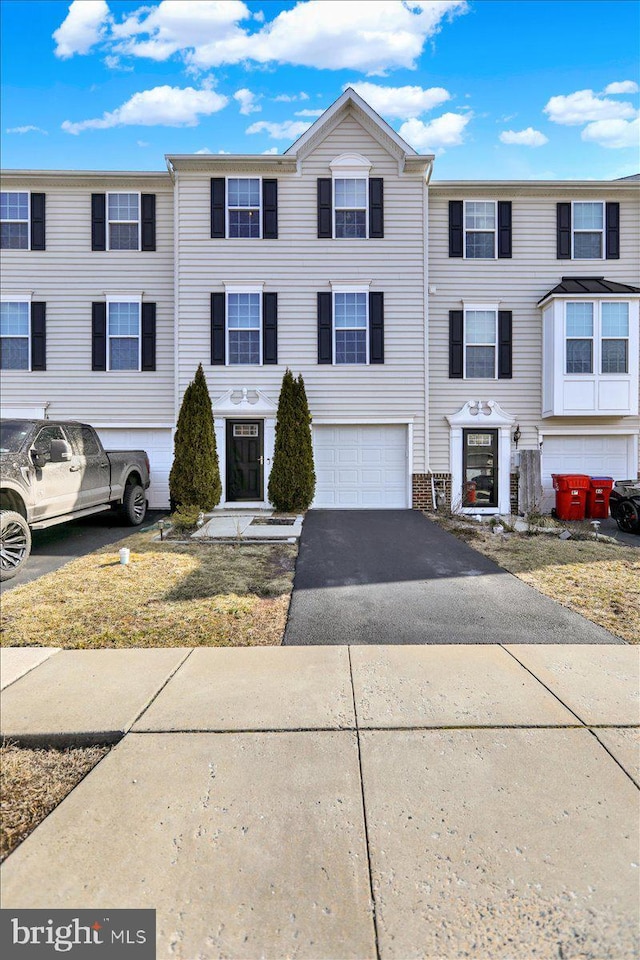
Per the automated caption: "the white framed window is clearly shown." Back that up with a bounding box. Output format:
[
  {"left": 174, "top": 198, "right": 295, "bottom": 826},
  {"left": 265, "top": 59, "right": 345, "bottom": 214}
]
[
  {"left": 464, "top": 309, "right": 498, "bottom": 378},
  {"left": 334, "top": 178, "right": 368, "bottom": 239},
  {"left": 227, "top": 178, "right": 261, "bottom": 238},
  {"left": 0, "top": 299, "right": 30, "bottom": 370},
  {"left": 107, "top": 193, "right": 140, "bottom": 251},
  {"left": 333, "top": 291, "right": 368, "bottom": 364},
  {"left": 107, "top": 301, "right": 141, "bottom": 371},
  {"left": 0, "top": 191, "right": 29, "bottom": 250},
  {"left": 464, "top": 201, "right": 496, "bottom": 259},
  {"left": 227, "top": 291, "right": 262, "bottom": 365},
  {"left": 572, "top": 202, "right": 604, "bottom": 259},
  {"left": 565, "top": 300, "right": 630, "bottom": 375}
]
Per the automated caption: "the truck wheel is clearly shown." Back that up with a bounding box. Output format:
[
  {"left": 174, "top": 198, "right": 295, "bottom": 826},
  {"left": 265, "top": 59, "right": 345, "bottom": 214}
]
[
  {"left": 122, "top": 484, "right": 147, "bottom": 526},
  {"left": 0, "top": 510, "right": 32, "bottom": 581},
  {"left": 616, "top": 499, "right": 640, "bottom": 534}
]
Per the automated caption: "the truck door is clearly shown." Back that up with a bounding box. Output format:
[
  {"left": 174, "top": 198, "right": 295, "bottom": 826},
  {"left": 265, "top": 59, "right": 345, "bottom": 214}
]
[
  {"left": 67, "top": 424, "right": 111, "bottom": 509},
  {"left": 29, "top": 425, "right": 83, "bottom": 521}
]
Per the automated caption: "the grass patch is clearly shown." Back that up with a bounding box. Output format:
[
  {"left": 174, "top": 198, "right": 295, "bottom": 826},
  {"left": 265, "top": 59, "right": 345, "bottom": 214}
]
[
  {"left": 1, "top": 742, "right": 109, "bottom": 861},
  {"left": 434, "top": 517, "right": 640, "bottom": 644},
  {"left": 0, "top": 532, "right": 297, "bottom": 648}
]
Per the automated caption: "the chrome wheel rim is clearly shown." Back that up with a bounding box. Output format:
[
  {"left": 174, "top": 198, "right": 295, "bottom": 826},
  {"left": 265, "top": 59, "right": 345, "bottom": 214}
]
[
  {"left": 132, "top": 489, "right": 146, "bottom": 522},
  {"left": 0, "top": 520, "right": 29, "bottom": 573}
]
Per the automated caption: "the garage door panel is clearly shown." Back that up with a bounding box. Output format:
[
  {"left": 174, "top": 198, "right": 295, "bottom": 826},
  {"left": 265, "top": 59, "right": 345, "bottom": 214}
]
[
  {"left": 313, "top": 424, "right": 408, "bottom": 509},
  {"left": 541, "top": 435, "right": 632, "bottom": 512},
  {"left": 96, "top": 428, "right": 172, "bottom": 510}
]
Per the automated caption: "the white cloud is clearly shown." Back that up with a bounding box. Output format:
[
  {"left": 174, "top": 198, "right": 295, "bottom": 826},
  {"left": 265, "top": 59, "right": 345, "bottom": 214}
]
[
  {"left": 344, "top": 82, "right": 451, "bottom": 119},
  {"left": 294, "top": 108, "right": 324, "bottom": 117},
  {"left": 581, "top": 117, "right": 640, "bottom": 149},
  {"left": 499, "top": 127, "right": 548, "bottom": 147},
  {"left": 103, "top": 53, "right": 133, "bottom": 71},
  {"left": 544, "top": 89, "right": 637, "bottom": 125},
  {"left": 604, "top": 80, "right": 639, "bottom": 95},
  {"left": 262, "top": 147, "right": 278, "bottom": 154},
  {"left": 6, "top": 125, "right": 48, "bottom": 135},
  {"left": 246, "top": 119, "right": 312, "bottom": 140},
  {"left": 53, "top": 0, "right": 110, "bottom": 58},
  {"left": 234, "top": 88, "right": 261, "bottom": 115},
  {"left": 136, "top": 139, "right": 149, "bottom": 147},
  {"left": 274, "top": 92, "right": 309, "bottom": 102},
  {"left": 62, "top": 84, "right": 228, "bottom": 134},
  {"left": 195, "top": 147, "right": 213, "bottom": 154},
  {"left": 398, "top": 112, "right": 470, "bottom": 152},
  {"left": 107, "top": 0, "right": 467, "bottom": 74}
]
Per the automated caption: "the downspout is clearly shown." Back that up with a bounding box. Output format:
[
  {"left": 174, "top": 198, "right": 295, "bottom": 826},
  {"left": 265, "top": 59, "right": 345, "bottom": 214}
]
[
  {"left": 167, "top": 158, "right": 180, "bottom": 455},
  {"left": 423, "top": 158, "right": 435, "bottom": 508}
]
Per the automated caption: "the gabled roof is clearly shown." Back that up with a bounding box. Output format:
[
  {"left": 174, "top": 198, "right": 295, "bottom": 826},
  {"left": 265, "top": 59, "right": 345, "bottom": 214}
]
[
  {"left": 538, "top": 276, "right": 640, "bottom": 305},
  {"left": 283, "top": 88, "right": 429, "bottom": 165}
]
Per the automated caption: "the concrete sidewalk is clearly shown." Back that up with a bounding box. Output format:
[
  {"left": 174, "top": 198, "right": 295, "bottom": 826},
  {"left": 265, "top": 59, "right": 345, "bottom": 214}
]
[{"left": 1, "top": 643, "right": 639, "bottom": 960}]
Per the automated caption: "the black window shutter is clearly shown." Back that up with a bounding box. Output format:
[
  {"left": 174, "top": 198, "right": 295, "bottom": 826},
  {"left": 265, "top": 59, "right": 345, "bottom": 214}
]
[
  {"left": 369, "top": 292, "right": 384, "bottom": 363},
  {"left": 557, "top": 203, "right": 571, "bottom": 259},
  {"left": 449, "top": 310, "right": 464, "bottom": 378},
  {"left": 497, "top": 201, "right": 512, "bottom": 258},
  {"left": 141, "top": 194, "right": 156, "bottom": 251},
  {"left": 498, "top": 310, "right": 513, "bottom": 379},
  {"left": 317, "top": 292, "right": 333, "bottom": 363},
  {"left": 317, "top": 178, "right": 332, "bottom": 238},
  {"left": 92, "top": 302, "right": 107, "bottom": 370},
  {"left": 141, "top": 302, "right": 156, "bottom": 371},
  {"left": 211, "top": 178, "right": 226, "bottom": 239},
  {"left": 263, "top": 292, "right": 278, "bottom": 363},
  {"left": 449, "top": 201, "right": 463, "bottom": 257},
  {"left": 262, "top": 180, "right": 278, "bottom": 239},
  {"left": 91, "top": 194, "right": 106, "bottom": 251},
  {"left": 606, "top": 202, "right": 620, "bottom": 259},
  {"left": 30, "top": 302, "right": 46, "bottom": 371},
  {"left": 369, "top": 178, "right": 384, "bottom": 238},
  {"left": 211, "top": 293, "right": 225, "bottom": 365},
  {"left": 30, "top": 193, "right": 46, "bottom": 251}
]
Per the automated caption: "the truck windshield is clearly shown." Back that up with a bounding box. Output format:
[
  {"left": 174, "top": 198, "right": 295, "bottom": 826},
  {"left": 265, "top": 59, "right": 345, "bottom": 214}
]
[{"left": 0, "top": 420, "right": 34, "bottom": 453}]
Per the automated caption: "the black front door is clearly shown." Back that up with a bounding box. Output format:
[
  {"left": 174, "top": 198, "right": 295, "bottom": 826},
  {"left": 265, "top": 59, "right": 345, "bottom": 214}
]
[
  {"left": 226, "top": 420, "right": 263, "bottom": 501},
  {"left": 463, "top": 428, "right": 498, "bottom": 507}
]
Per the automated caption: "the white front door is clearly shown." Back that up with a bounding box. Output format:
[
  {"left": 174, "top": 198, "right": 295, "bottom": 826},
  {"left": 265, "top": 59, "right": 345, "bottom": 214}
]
[{"left": 312, "top": 424, "right": 408, "bottom": 508}]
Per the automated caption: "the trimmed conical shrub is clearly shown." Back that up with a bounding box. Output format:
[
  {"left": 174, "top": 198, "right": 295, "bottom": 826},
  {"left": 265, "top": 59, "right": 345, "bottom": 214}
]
[
  {"left": 169, "top": 363, "right": 221, "bottom": 510},
  {"left": 268, "top": 369, "right": 316, "bottom": 512}
]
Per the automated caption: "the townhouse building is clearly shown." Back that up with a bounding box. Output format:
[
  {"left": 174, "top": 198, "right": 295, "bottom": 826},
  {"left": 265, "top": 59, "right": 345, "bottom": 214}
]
[{"left": 1, "top": 89, "right": 638, "bottom": 515}]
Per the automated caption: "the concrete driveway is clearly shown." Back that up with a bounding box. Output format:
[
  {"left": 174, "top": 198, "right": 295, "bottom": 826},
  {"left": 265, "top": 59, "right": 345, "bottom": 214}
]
[
  {"left": 0, "top": 510, "right": 166, "bottom": 593},
  {"left": 284, "top": 510, "right": 622, "bottom": 645}
]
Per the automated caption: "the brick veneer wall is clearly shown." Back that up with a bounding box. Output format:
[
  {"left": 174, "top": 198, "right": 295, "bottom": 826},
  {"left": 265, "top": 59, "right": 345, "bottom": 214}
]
[
  {"left": 510, "top": 472, "right": 519, "bottom": 514},
  {"left": 412, "top": 473, "right": 452, "bottom": 510}
]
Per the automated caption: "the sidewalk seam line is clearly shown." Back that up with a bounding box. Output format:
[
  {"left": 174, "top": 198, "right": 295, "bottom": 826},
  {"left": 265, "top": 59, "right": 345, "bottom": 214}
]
[
  {"left": 0, "top": 648, "right": 63, "bottom": 693},
  {"left": 587, "top": 727, "right": 640, "bottom": 790},
  {"left": 127, "top": 648, "right": 195, "bottom": 732},
  {"left": 499, "top": 645, "right": 588, "bottom": 726},
  {"left": 348, "top": 645, "right": 381, "bottom": 960}
]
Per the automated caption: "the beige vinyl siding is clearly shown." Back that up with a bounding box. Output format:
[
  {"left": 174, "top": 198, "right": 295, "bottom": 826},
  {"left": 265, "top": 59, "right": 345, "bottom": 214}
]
[
  {"left": 0, "top": 175, "right": 174, "bottom": 425},
  {"left": 175, "top": 113, "right": 428, "bottom": 470},
  {"left": 428, "top": 186, "right": 640, "bottom": 473}
]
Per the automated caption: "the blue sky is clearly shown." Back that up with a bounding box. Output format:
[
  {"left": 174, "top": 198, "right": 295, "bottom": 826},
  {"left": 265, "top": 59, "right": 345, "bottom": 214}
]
[{"left": 1, "top": 0, "right": 638, "bottom": 178}]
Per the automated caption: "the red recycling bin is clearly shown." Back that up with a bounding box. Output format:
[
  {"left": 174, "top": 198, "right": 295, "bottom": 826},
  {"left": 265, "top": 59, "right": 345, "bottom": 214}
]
[
  {"left": 586, "top": 476, "right": 614, "bottom": 519},
  {"left": 551, "top": 474, "right": 590, "bottom": 521}
]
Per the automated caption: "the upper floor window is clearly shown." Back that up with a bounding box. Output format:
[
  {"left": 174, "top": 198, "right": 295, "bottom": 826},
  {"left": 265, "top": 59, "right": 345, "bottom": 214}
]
[
  {"left": 0, "top": 192, "right": 29, "bottom": 249},
  {"left": 107, "top": 193, "right": 140, "bottom": 251},
  {"left": 0, "top": 300, "right": 30, "bottom": 369},
  {"left": 572, "top": 202, "right": 604, "bottom": 259},
  {"left": 464, "top": 309, "right": 497, "bottom": 377},
  {"left": 334, "top": 292, "right": 368, "bottom": 363},
  {"left": 227, "top": 178, "right": 261, "bottom": 238},
  {"left": 465, "top": 202, "right": 496, "bottom": 259},
  {"left": 227, "top": 292, "right": 261, "bottom": 364},
  {"left": 565, "top": 301, "right": 629, "bottom": 375},
  {"left": 334, "top": 179, "right": 367, "bottom": 239},
  {"left": 107, "top": 301, "right": 140, "bottom": 370}
]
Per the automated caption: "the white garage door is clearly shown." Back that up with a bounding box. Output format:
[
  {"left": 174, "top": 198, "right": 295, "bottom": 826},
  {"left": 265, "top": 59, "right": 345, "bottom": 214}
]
[
  {"left": 313, "top": 425, "right": 408, "bottom": 508},
  {"left": 541, "top": 435, "right": 633, "bottom": 511},
  {"left": 95, "top": 428, "right": 172, "bottom": 510}
]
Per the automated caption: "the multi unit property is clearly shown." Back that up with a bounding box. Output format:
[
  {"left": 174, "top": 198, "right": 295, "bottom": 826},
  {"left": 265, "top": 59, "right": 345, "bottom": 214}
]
[{"left": 2, "top": 89, "right": 639, "bottom": 514}]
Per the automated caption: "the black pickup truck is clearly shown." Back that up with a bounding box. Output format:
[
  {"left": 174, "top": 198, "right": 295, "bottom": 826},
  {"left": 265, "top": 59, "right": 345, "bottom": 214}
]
[{"left": 0, "top": 419, "right": 151, "bottom": 580}]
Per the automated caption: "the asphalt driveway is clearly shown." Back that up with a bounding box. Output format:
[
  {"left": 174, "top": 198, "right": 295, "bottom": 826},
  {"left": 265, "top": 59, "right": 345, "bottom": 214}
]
[
  {"left": 284, "top": 510, "right": 622, "bottom": 645},
  {"left": 0, "top": 510, "right": 166, "bottom": 593}
]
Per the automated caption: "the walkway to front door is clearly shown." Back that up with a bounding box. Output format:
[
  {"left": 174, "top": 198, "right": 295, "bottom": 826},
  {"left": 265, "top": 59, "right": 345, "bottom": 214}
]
[{"left": 283, "top": 510, "right": 621, "bottom": 645}]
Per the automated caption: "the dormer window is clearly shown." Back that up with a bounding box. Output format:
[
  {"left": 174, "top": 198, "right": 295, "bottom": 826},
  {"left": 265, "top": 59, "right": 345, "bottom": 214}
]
[
  {"left": 334, "top": 178, "right": 367, "bottom": 238},
  {"left": 317, "top": 154, "right": 385, "bottom": 241}
]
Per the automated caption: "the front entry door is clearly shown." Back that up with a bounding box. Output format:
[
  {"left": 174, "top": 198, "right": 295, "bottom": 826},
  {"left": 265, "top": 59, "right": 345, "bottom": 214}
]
[
  {"left": 462, "top": 428, "right": 498, "bottom": 508},
  {"left": 226, "top": 420, "right": 263, "bottom": 501}
]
